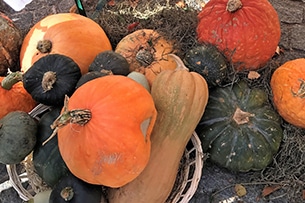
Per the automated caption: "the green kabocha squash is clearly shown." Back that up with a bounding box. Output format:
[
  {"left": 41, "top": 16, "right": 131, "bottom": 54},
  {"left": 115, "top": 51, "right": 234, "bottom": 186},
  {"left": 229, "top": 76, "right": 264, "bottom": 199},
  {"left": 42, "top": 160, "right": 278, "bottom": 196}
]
[
  {"left": 23, "top": 54, "right": 82, "bottom": 106},
  {"left": 75, "top": 71, "right": 109, "bottom": 89},
  {"left": 33, "top": 107, "right": 69, "bottom": 188},
  {"left": 183, "top": 44, "right": 228, "bottom": 87},
  {"left": 49, "top": 173, "right": 103, "bottom": 203},
  {"left": 0, "top": 111, "right": 37, "bottom": 164},
  {"left": 196, "top": 80, "right": 283, "bottom": 172},
  {"left": 88, "top": 50, "right": 130, "bottom": 76}
]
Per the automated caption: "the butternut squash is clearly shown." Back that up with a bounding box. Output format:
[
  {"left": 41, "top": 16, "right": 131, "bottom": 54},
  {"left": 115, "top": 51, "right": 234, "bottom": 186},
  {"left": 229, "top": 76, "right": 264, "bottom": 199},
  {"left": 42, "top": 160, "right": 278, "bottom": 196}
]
[{"left": 108, "top": 68, "right": 209, "bottom": 202}]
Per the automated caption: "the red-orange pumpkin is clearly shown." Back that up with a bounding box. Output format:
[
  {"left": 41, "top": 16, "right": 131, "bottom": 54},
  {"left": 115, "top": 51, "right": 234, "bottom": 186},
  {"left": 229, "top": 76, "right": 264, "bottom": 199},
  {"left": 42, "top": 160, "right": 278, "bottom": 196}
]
[
  {"left": 271, "top": 58, "right": 305, "bottom": 128},
  {"left": 55, "top": 75, "right": 157, "bottom": 187},
  {"left": 20, "top": 13, "right": 112, "bottom": 75},
  {"left": 0, "top": 76, "right": 37, "bottom": 119},
  {"left": 197, "top": 0, "right": 281, "bottom": 71}
]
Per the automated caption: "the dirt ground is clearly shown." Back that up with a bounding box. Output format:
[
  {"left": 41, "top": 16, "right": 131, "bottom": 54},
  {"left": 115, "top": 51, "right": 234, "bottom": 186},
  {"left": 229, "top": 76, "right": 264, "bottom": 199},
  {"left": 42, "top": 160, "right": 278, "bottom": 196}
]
[{"left": 0, "top": 0, "right": 305, "bottom": 203}]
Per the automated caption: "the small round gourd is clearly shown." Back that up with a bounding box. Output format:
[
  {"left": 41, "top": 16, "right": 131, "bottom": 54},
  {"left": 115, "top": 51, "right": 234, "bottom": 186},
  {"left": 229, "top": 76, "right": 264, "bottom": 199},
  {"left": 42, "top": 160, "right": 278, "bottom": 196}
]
[
  {"left": 183, "top": 44, "right": 228, "bottom": 87},
  {"left": 271, "top": 58, "right": 305, "bottom": 128},
  {"left": 88, "top": 50, "right": 130, "bottom": 75},
  {"left": 196, "top": 80, "right": 283, "bottom": 172},
  {"left": 23, "top": 54, "right": 82, "bottom": 106},
  {"left": 0, "top": 111, "right": 37, "bottom": 164},
  {"left": 33, "top": 107, "right": 69, "bottom": 187}
]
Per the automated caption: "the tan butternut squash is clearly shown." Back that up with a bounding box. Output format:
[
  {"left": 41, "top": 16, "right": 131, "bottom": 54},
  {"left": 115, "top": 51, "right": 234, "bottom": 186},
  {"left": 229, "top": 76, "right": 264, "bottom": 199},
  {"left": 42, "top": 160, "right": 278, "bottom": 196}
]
[{"left": 108, "top": 68, "right": 209, "bottom": 203}]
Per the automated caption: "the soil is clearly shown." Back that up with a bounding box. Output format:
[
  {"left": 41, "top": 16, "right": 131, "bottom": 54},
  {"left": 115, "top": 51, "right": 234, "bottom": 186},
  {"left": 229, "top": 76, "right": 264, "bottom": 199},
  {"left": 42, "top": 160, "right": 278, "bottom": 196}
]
[{"left": 0, "top": 0, "right": 305, "bottom": 203}]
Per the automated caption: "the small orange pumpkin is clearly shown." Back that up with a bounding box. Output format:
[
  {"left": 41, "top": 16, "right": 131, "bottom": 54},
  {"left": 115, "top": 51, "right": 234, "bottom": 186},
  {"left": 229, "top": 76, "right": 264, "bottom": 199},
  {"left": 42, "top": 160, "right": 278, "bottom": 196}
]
[
  {"left": 20, "top": 13, "right": 112, "bottom": 75},
  {"left": 115, "top": 29, "right": 177, "bottom": 86},
  {"left": 54, "top": 75, "right": 157, "bottom": 187},
  {"left": 271, "top": 58, "right": 305, "bottom": 128},
  {"left": 0, "top": 76, "right": 37, "bottom": 119}
]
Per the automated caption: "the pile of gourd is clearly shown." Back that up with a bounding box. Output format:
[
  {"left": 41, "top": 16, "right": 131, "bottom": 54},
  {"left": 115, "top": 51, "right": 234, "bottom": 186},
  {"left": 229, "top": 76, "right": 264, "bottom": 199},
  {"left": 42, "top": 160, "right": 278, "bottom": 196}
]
[{"left": 0, "top": 0, "right": 305, "bottom": 202}]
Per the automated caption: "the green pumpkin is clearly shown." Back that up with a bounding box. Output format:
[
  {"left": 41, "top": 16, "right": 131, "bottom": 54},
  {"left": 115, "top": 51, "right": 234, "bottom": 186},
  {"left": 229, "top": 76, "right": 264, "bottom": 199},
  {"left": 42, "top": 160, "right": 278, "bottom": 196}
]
[
  {"left": 196, "top": 80, "right": 283, "bottom": 172},
  {"left": 0, "top": 111, "right": 37, "bottom": 164},
  {"left": 88, "top": 50, "right": 130, "bottom": 76},
  {"left": 49, "top": 173, "right": 103, "bottom": 203},
  {"left": 183, "top": 44, "right": 228, "bottom": 87},
  {"left": 33, "top": 107, "right": 69, "bottom": 187},
  {"left": 23, "top": 54, "right": 82, "bottom": 106}
]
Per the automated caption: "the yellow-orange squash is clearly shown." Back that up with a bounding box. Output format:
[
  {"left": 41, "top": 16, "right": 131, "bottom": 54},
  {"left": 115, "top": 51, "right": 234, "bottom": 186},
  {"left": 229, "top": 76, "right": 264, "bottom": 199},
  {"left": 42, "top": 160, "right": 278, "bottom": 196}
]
[
  {"left": 115, "top": 29, "right": 177, "bottom": 86},
  {"left": 54, "top": 75, "right": 157, "bottom": 187},
  {"left": 271, "top": 58, "right": 305, "bottom": 128},
  {"left": 20, "top": 13, "right": 112, "bottom": 75},
  {"left": 0, "top": 76, "right": 37, "bottom": 119}
]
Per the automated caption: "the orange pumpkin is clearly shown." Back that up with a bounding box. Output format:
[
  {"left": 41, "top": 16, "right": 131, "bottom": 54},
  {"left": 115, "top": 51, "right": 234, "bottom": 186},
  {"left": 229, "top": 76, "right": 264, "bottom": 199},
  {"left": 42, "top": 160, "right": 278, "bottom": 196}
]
[
  {"left": 197, "top": 0, "right": 281, "bottom": 71},
  {"left": 115, "top": 29, "right": 177, "bottom": 86},
  {"left": 20, "top": 13, "right": 112, "bottom": 75},
  {"left": 271, "top": 58, "right": 305, "bottom": 128},
  {"left": 0, "top": 76, "right": 37, "bottom": 119},
  {"left": 55, "top": 75, "right": 157, "bottom": 187}
]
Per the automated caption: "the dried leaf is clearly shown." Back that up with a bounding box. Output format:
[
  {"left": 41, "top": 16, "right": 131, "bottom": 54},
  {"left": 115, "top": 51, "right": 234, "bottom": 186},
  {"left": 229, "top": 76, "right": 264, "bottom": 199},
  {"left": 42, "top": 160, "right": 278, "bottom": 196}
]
[
  {"left": 235, "top": 184, "right": 247, "bottom": 197},
  {"left": 262, "top": 185, "right": 281, "bottom": 197},
  {"left": 247, "top": 71, "right": 260, "bottom": 79}
]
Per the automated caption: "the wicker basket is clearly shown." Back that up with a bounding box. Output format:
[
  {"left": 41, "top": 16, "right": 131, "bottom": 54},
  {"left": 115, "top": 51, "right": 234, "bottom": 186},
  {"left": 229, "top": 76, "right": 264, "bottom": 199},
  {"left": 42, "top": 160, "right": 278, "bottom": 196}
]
[{"left": 5, "top": 104, "right": 204, "bottom": 203}]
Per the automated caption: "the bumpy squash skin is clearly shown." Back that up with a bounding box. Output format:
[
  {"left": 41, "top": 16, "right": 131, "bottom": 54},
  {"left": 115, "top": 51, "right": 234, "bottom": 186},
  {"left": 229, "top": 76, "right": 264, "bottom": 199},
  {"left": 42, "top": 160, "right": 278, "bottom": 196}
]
[
  {"left": 183, "top": 44, "right": 228, "bottom": 87},
  {"left": 0, "top": 111, "right": 37, "bottom": 164},
  {"left": 108, "top": 69, "right": 209, "bottom": 203},
  {"left": 33, "top": 107, "right": 69, "bottom": 188},
  {"left": 196, "top": 81, "right": 283, "bottom": 172}
]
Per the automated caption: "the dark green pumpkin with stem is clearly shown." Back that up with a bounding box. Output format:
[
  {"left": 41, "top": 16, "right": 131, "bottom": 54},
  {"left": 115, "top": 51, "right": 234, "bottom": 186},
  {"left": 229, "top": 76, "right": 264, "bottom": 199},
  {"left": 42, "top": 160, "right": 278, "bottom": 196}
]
[
  {"left": 196, "top": 80, "right": 283, "bottom": 172},
  {"left": 23, "top": 54, "right": 82, "bottom": 106}
]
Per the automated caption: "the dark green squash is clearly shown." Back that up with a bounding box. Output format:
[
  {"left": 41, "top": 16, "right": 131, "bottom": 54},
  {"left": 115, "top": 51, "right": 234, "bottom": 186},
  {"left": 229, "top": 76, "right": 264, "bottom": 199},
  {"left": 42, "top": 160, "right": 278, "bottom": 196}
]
[
  {"left": 88, "top": 50, "right": 130, "bottom": 75},
  {"left": 196, "top": 80, "right": 283, "bottom": 172},
  {"left": 0, "top": 111, "right": 37, "bottom": 164},
  {"left": 75, "top": 71, "right": 109, "bottom": 89},
  {"left": 23, "top": 54, "right": 82, "bottom": 106},
  {"left": 183, "top": 44, "right": 228, "bottom": 87},
  {"left": 49, "top": 173, "right": 103, "bottom": 203},
  {"left": 33, "top": 107, "right": 69, "bottom": 188}
]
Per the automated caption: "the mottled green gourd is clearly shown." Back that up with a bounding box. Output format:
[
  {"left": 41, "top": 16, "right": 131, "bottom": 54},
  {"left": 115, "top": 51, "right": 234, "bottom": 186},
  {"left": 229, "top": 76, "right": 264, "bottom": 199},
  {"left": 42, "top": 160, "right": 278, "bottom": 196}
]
[
  {"left": 0, "top": 111, "right": 37, "bottom": 164},
  {"left": 183, "top": 44, "right": 228, "bottom": 87},
  {"left": 196, "top": 80, "right": 283, "bottom": 172}
]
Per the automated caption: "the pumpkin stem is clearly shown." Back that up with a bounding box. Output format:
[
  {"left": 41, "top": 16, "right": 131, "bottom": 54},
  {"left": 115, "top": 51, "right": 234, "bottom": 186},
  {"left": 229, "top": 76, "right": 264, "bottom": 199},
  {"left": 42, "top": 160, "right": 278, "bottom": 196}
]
[
  {"left": 60, "top": 186, "right": 74, "bottom": 201},
  {"left": 1, "top": 71, "right": 23, "bottom": 90},
  {"left": 36, "top": 39, "right": 52, "bottom": 53},
  {"left": 43, "top": 96, "right": 91, "bottom": 146},
  {"left": 136, "top": 48, "right": 154, "bottom": 67},
  {"left": 169, "top": 54, "right": 189, "bottom": 71},
  {"left": 233, "top": 107, "right": 254, "bottom": 125},
  {"left": 291, "top": 79, "right": 305, "bottom": 98},
  {"left": 226, "top": 0, "right": 242, "bottom": 13},
  {"left": 42, "top": 71, "right": 57, "bottom": 92}
]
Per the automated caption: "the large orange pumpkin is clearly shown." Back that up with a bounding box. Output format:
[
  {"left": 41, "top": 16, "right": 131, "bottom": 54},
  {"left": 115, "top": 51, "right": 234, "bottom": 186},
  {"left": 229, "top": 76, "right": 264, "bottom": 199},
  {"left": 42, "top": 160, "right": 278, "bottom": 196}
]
[
  {"left": 55, "top": 75, "right": 157, "bottom": 187},
  {"left": 115, "top": 29, "right": 177, "bottom": 86},
  {"left": 271, "top": 58, "right": 305, "bottom": 128},
  {"left": 20, "top": 13, "right": 112, "bottom": 75},
  {"left": 0, "top": 76, "right": 37, "bottom": 119},
  {"left": 197, "top": 0, "right": 281, "bottom": 71}
]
